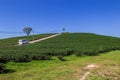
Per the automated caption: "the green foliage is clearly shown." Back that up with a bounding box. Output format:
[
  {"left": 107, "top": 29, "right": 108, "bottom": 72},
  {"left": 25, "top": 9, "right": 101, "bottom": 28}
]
[
  {"left": 14, "top": 55, "right": 32, "bottom": 62},
  {"left": 32, "top": 55, "right": 51, "bottom": 60},
  {"left": 0, "top": 55, "right": 13, "bottom": 63}
]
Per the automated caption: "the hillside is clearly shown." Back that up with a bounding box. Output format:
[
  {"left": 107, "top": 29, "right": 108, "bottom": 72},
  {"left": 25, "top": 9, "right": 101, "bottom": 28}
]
[
  {"left": 0, "top": 33, "right": 120, "bottom": 57},
  {"left": 0, "top": 33, "right": 120, "bottom": 80},
  {"left": 0, "top": 33, "right": 54, "bottom": 47}
]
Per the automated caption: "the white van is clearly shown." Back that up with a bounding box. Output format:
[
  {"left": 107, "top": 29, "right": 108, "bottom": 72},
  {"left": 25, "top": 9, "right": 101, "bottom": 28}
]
[{"left": 18, "top": 39, "right": 29, "bottom": 45}]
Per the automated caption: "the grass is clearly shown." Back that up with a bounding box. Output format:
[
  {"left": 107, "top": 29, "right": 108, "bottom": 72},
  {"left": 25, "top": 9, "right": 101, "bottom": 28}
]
[{"left": 0, "top": 50, "right": 120, "bottom": 80}]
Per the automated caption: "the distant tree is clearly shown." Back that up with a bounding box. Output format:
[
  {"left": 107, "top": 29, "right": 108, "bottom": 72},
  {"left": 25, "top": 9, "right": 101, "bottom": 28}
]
[
  {"left": 63, "top": 28, "right": 65, "bottom": 32},
  {"left": 23, "top": 27, "right": 32, "bottom": 36}
]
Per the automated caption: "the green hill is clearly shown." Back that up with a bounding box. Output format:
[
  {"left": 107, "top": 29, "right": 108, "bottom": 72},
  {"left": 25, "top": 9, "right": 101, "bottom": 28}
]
[
  {"left": 0, "top": 33, "right": 120, "bottom": 58},
  {"left": 0, "top": 33, "right": 120, "bottom": 80}
]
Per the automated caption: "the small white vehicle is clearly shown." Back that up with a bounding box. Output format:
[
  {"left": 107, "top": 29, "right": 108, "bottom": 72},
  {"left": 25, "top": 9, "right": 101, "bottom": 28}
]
[{"left": 18, "top": 39, "right": 29, "bottom": 45}]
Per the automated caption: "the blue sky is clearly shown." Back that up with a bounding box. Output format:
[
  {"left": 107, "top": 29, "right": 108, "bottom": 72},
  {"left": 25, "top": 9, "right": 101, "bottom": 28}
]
[{"left": 0, "top": 0, "right": 120, "bottom": 38}]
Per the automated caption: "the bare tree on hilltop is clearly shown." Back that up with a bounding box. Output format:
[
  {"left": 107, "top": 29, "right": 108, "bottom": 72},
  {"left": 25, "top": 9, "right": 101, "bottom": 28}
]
[{"left": 23, "top": 27, "right": 32, "bottom": 36}]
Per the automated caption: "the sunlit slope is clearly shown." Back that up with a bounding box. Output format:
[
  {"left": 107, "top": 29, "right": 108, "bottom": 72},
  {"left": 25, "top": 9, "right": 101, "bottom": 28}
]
[
  {"left": 0, "top": 34, "right": 54, "bottom": 47},
  {"left": 36, "top": 33, "right": 120, "bottom": 52},
  {"left": 0, "top": 33, "right": 120, "bottom": 57}
]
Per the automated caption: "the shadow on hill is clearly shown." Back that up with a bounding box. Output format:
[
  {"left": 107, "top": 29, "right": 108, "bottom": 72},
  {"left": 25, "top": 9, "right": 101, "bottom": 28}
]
[
  {"left": 0, "top": 69, "right": 16, "bottom": 74},
  {"left": 57, "top": 56, "right": 68, "bottom": 61}
]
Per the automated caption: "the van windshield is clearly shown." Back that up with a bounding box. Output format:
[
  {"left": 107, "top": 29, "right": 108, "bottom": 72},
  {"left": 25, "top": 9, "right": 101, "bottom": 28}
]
[{"left": 19, "top": 40, "right": 27, "bottom": 42}]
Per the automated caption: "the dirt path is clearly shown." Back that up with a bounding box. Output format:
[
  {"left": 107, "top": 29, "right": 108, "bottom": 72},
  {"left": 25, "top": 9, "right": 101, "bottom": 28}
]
[
  {"left": 29, "top": 33, "right": 61, "bottom": 44},
  {"left": 80, "top": 64, "right": 99, "bottom": 80},
  {"left": 11, "top": 34, "right": 61, "bottom": 46},
  {"left": 80, "top": 72, "right": 91, "bottom": 80}
]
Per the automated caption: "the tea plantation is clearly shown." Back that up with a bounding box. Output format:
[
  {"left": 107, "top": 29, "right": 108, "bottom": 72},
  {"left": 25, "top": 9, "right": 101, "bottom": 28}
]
[
  {"left": 0, "top": 33, "right": 120, "bottom": 75},
  {"left": 0, "top": 33, "right": 54, "bottom": 47}
]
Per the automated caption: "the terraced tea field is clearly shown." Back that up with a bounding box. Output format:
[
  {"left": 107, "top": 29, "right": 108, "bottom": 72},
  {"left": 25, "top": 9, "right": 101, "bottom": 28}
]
[
  {"left": 0, "top": 33, "right": 120, "bottom": 80},
  {"left": 0, "top": 33, "right": 120, "bottom": 57}
]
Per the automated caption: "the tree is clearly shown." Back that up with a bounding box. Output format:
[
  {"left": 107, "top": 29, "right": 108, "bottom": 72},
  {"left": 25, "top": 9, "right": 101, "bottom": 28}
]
[
  {"left": 63, "top": 28, "right": 65, "bottom": 32},
  {"left": 23, "top": 27, "right": 32, "bottom": 36}
]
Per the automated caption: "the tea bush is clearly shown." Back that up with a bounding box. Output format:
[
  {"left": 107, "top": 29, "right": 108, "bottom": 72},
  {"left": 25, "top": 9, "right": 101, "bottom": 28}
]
[
  {"left": 32, "top": 55, "right": 51, "bottom": 60},
  {"left": 0, "top": 63, "right": 6, "bottom": 73},
  {"left": 14, "top": 55, "right": 32, "bottom": 62}
]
